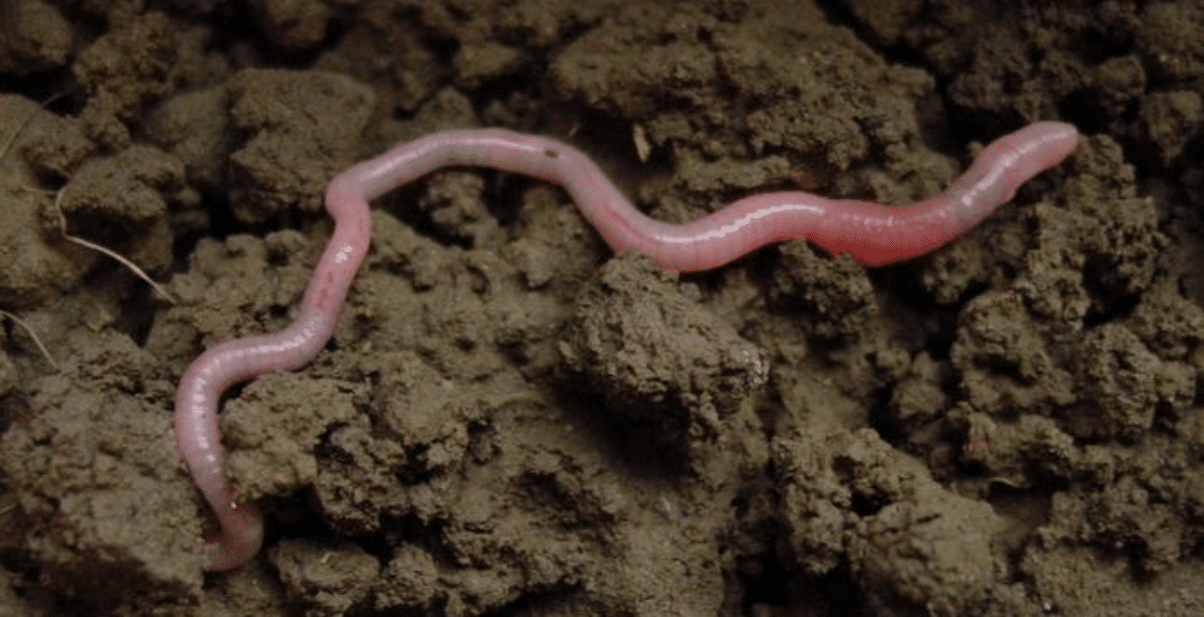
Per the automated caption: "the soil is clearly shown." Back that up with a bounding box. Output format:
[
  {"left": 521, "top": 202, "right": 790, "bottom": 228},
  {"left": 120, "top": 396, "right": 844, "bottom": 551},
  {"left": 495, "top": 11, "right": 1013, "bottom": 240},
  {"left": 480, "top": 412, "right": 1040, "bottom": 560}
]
[{"left": 1, "top": 0, "right": 1203, "bottom": 616}]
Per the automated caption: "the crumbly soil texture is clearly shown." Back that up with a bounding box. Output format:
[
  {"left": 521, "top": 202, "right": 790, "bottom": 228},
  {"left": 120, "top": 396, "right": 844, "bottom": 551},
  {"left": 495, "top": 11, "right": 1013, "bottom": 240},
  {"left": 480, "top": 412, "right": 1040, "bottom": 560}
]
[{"left": 2, "top": 0, "right": 1204, "bottom": 616}]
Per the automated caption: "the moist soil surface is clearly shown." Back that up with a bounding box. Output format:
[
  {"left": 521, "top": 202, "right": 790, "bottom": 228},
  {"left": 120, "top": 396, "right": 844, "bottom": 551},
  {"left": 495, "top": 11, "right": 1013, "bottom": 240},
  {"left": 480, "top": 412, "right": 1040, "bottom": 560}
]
[{"left": 2, "top": 1, "right": 1204, "bottom": 616}]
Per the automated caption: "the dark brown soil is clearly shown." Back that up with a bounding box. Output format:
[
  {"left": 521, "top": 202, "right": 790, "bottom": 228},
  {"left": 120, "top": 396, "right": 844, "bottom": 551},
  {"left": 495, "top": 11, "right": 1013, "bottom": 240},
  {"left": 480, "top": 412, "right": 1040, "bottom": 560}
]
[{"left": 2, "top": 1, "right": 1204, "bottom": 616}]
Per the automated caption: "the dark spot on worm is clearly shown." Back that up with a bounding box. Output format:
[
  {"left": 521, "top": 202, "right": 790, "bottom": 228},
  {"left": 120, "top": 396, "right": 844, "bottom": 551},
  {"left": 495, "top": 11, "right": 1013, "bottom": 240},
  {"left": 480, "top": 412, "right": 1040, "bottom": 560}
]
[{"left": 544, "top": 148, "right": 559, "bottom": 158}]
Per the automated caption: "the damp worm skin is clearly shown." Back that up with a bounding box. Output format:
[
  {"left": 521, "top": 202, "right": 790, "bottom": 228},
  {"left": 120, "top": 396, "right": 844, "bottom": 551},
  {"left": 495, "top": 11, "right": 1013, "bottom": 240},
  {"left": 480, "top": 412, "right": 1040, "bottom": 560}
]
[{"left": 174, "top": 120, "right": 1078, "bottom": 570}]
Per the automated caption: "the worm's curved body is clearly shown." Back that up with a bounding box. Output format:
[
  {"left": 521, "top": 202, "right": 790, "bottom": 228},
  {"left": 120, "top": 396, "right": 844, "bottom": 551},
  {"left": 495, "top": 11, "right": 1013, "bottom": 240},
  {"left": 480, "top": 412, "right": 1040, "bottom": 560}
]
[{"left": 175, "top": 121, "right": 1078, "bottom": 570}]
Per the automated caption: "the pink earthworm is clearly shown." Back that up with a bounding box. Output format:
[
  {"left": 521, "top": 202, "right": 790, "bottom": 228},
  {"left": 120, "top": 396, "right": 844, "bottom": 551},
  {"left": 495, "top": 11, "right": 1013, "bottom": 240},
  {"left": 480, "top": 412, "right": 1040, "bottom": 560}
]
[{"left": 174, "top": 120, "right": 1078, "bottom": 570}]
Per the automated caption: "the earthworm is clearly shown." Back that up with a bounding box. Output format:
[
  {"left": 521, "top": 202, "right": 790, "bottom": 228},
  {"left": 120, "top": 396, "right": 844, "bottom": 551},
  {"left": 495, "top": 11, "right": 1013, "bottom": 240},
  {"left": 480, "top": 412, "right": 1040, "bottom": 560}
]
[{"left": 175, "top": 120, "right": 1078, "bottom": 570}]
